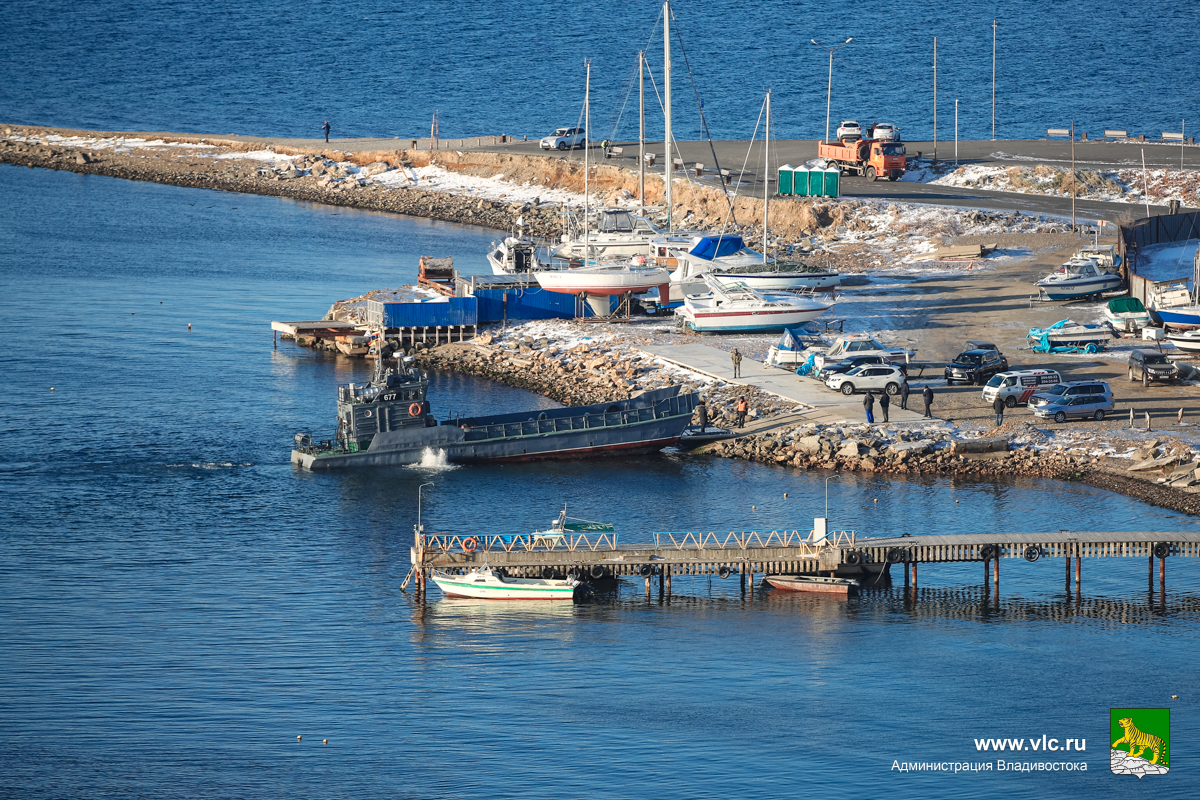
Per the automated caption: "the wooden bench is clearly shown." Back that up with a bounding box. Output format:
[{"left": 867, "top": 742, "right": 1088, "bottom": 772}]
[
  {"left": 1163, "top": 132, "right": 1185, "bottom": 143},
  {"left": 1104, "top": 129, "right": 1128, "bottom": 140},
  {"left": 1046, "top": 128, "right": 1071, "bottom": 139},
  {"left": 694, "top": 162, "right": 705, "bottom": 177},
  {"left": 606, "top": 146, "right": 624, "bottom": 159}
]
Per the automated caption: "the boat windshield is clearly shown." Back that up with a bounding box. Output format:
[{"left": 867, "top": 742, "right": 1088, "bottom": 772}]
[{"left": 599, "top": 211, "right": 635, "bottom": 232}]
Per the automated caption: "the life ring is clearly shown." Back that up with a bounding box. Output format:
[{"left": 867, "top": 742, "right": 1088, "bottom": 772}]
[
  {"left": 638, "top": 564, "right": 653, "bottom": 577},
  {"left": 409, "top": 402, "right": 422, "bottom": 417},
  {"left": 717, "top": 565, "right": 732, "bottom": 579},
  {"left": 1023, "top": 546, "right": 1041, "bottom": 562},
  {"left": 462, "top": 537, "right": 478, "bottom": 552}
]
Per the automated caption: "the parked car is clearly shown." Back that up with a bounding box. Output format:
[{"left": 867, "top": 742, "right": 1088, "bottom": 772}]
[
  {"left": 826, "top": 364, "right": 907, "bottom": 396},
  {"left": 1032, "top": 393, "right": 1115, "bottom": 423},
  {"left": 1128, "top": 349, "right": 1179, "bottom": 385},
  {"left": 814, "top": 354, "right": 891, "bottom": 380},
  {"left": 1028, "top": 380, "right": 1113, "bottom": 410},
  {"left": 982, "top": 369, "right": 1062, "bottom": 408},
  {"left": 945, "top": 348, "right": 1009, "bottom": 385},
  {"left": 965, "top": 339, "right": 1001, "bottom": 353},
  {"left": 836, "top": 120, "right": 862, "bottom": 140},
  {"left": 539, "top": 127, "right": 586, "bottom": 151},
  {"left": 871, "top": 122, "right": 899, "bottom": 141}
]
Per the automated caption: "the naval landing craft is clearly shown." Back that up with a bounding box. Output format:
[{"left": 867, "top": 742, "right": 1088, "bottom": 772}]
[{"left": 291, "top": 355, "right": 700, "bottom": 470}]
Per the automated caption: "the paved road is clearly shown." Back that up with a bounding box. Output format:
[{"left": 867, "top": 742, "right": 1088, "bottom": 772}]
[{"left": 25, "top": 123, "right": 1191, "bottom": 221}]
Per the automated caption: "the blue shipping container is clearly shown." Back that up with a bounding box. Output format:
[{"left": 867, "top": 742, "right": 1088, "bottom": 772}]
[
  {"left": 368, "top": 297, "right": 478, "bottom": 327},
  {"left": 474, "top": 287, "right": 616, "bottom": 322}
]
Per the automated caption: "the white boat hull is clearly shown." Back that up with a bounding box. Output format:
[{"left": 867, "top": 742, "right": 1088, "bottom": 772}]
[
  {"left": 1167, "top": 332, "right": 1200, "bottom": 353},
  {"left": 535, "top": 267, "right": 671, "bottom": 296},
  {"left": 677, "top": 303, "right": 832, "bottom": 332},
  {"left": 430, "top": 570, "right": 579, "bottom": 600}
]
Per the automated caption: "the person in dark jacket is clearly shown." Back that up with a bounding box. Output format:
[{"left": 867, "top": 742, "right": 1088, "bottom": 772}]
[
  {"left": 879, "top": 389, "right": 890, "bottom": 422},
  {"left": 322, "top": 120, "right": 331, "bottom": 142},
  {"left": 922, "top": 385, "right": 934, "bottom": 419},
  {"left": 696, "top": 399, "right": 709, "bottom": 432},
  {"left": 992, "top": 396, "right": 1006, "bottom": 427},
  {"left": 731, "top": 348, "right": 743, "bottom": 379},
  {"left": 899, "top": 380, "right": 910, "bottom": 410},
  {"left": 863, "top": 390, "right": 875, "bottom": 424}
]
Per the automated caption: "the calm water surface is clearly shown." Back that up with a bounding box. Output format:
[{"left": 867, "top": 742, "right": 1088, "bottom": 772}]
[
  {"left": 0, "top": 1, "right": 1196, "bottom": 142},
  {"left": 1, "top": 165, "right": 1198, "bottom": 797}
]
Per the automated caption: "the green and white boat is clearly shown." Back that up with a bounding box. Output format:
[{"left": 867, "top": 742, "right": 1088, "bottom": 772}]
[{"left": 430, "top": 566, "right": 580, "bottom": 600}]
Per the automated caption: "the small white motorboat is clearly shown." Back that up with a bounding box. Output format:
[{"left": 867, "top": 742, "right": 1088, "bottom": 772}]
[
  {"left": 765, "top": 326, "right": 816, "bottom": 367},
  {"left": 1166, "top": 329, "right": 1200, "bottom": 353},
  {"left": 1035, "top": 256, "right": 1123, "bottom": 301},
  {"left": 534, "top": 259, "right": 671, "bottom": 296},
  {"left": 430, "top": 566, "right": 580, "bottom": 600},
  {"left": 1027, "top": 319, "right": 1112, "bottom": 352},
  {"left": 676, "top": 275, "right": 833, "bottom": 333},
  {"left": 811, "top": 333, "right": 916, "bottom": 372},
  {"left": 1149, "top": 281, "right": 1200, "bottom": 330},
  {"left": 1103, "top": 297, "right": 1151, "bottom": 333}
]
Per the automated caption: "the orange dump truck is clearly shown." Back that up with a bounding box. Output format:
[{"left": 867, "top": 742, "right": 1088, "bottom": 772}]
[{"left": 817, "top": 139, "right": 907, "bottom": 181}]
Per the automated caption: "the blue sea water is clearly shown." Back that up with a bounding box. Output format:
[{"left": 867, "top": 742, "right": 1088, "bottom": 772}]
[
  {"left": 1, "top": 164, "right": 1199, "bottom": 798},
  {"left": 0, "top": 0, "right": 1196, "bottom": 143}
]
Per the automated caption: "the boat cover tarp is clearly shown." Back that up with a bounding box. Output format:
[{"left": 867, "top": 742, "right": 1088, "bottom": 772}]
[
  {"left": 1107, "top": 296, "right": 1146, "bottom": 314},
  {"left": 563, "top": 522, "right": 615, "bottom": 533},
  {"left": 689, "top": 236, "right": 744, "bottom": 261},
  {"left": 776, "top": 327, "right": 808, "bottom": 352},
  {"left": 1027, "top": 319, "right": 1103, "bottom": 354}
]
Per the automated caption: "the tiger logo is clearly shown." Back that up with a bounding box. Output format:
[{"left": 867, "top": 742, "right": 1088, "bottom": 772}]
[{"left": 1112, "top": 717, "right": 1169, "bottom": 766}]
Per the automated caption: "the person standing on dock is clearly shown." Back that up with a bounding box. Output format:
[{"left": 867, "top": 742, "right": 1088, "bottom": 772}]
[
  {"left": 922, "top": 385, "right": 934, "bottom": 419},
  {"left": 731, "top": 348, "right": 743, "bottom": 379},
  {"left": 735, "top": 397, "right": 748, "bottom": 428},
  {"left": 992, "top": 396, "right": 1006, "bottom": 427},
  {"left": 863, "top": 390, "right": 875, "bottom": 424},
  {"left": 696, "top": 399, "right": 709, "bottom": 433},
  {"left": 899, "top": 380, "right": 910, "bottom": 410},
  {"left": 879, "top": 389, "right": 890, "bottom": 423},
  {"left": 322, "top": 120, "right": 331, "bottom": 142}
]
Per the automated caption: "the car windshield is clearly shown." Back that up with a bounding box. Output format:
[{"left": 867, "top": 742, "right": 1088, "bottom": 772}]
[
  {"left": 1042, "top": 384, "right": 1069, "bottom": 396},
  {"left": 986, "top": 375, "right": 1004, "bottom": 387},
  {"left": 552, "top": 128, "right": 569, "bottom": 136},
  {"left": 845, "top": 366, "right": 867, "bottom": 376},
  {"left": 1143, "top": 354, "right": 1170, "bottom": 364},
  {"left": 881, "top": 144, "right": 905, "bottom": 155},
  {"left": 956, "top": 353, "right": 983, "bottom": 364}
]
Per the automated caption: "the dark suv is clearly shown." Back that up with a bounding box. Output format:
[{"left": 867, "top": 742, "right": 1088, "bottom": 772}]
[
  {"left": 1128, "top": 349, "right": 1178, "bottom": 386},
  {"left": 945, "top": 348, "right": 1009, "bottom": 385}
]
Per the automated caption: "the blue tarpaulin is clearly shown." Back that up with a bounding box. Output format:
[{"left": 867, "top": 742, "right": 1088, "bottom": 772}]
[{"left": 688, "top": 236, "right": 747, "bottom": 261}]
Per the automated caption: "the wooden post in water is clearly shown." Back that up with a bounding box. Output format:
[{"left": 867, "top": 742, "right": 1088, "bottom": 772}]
[
  {"left": 1160, "top": 557, "right": 1166, "bottom": 592},
  {"left": 665, "top": 565, "right": 672, "bottom": 598},
  {"left": 739, "top": 568, "right": 746, "bottom": 594},
  {"left": 1068, "top": 556, "right": 1074, "bottom": 592},
  {"left": 658, "top": 566, "right": 664, "bottom": 598},
  {"left": 993, "top": 554, "right": 1000, "bottom": 584},
  {"left": 911, "top": 561, "right": 917, "bottom": 587},
  {"left": 1149, "top": 555, "right": 1154, "bottom": 592},
  {"left": 983, "top": 558, "right": 989, "bottom": 586},
  {"left": 1075, "top": 554, "right": 1081, "bottom": 591},
  {"left": 645, "top": 573, "right": 652, "bottom": 598},
  {"left": 904, "top": 559, "right": 910, "bottom": 587}
]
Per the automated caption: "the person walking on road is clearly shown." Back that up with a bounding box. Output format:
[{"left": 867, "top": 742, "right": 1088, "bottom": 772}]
[
  {"left": 992, "top": 396, "right": 1006, "bottom": 427},
  {"left": 879, "top": 389, "right": 890, "bottom": 423},
  {"left": 922, "top": 385, "right": 934, "bottom": 419},
  {"left": 731, "top": 348, "right": 743, "bottom": 379},
  {"left": 322, "top": 120, "right": 331, "bottom": 142},
  {"left": 899, "top": 380, "right": 910, "bottom": 410},
  {"left": 696, "top": 399, "right": 709, "bottom": 433},
  {"left": 863, "top": 390, "right": 875, "bottom": 424},
  {"left": 735, "top": 397, "right": 748, "bottom": 428}
]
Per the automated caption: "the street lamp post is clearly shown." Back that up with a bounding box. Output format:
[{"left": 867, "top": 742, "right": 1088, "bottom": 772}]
[
  {"left": 825, "top": 474, "right": 840, "bottom": 520},
  {"left": 811, "top": 37, "right": 853, "bottom": 143},
  {"left": 416, "top": 482, "right": 435, "bottom": 538}
]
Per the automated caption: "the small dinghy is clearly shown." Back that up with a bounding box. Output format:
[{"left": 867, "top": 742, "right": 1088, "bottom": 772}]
[{"left": 765, "top": 574, "right": 860, "bottom": 596}]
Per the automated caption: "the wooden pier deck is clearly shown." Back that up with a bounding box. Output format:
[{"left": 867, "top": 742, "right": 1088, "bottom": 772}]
[{"left": 410, "top": 529, "right": 1200, "bottom": 597}]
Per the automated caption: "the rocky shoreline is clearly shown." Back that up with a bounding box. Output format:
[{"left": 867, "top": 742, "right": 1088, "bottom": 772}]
[{"left": 404, "top": 334, "right": 1200, "bottom": 519}]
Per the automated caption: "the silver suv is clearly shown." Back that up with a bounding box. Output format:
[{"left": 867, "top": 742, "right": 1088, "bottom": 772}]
[
  {"left": 1028, "top": 380, "right": 1113, "bottom": 409},
  {"left": 1128, "top": 349, "right": 1178, "bottom": 386}
]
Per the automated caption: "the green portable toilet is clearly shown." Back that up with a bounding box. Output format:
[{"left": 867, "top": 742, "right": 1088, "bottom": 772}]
[
  {"left": 822, "top": 166, "right": 840, "bottom": 198},
  {"left": 807, "top": 166, "right": 825, "bottom": 197},
  {"left": 777, "top": 164, "right": 794, "bottom": 196},
  {"left": 792, "top": 165, "right": 809, "bottom": 197}
]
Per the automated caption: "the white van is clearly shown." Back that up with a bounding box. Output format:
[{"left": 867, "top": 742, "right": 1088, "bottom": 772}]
[{"left": 982, "top": 369, "right": 1062, "bottom": 408}]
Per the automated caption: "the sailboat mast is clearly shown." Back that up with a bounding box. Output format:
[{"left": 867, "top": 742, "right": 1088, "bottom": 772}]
[
  {"left": 764, "top": 89, "right": 770, "bottom": 264},
  {"left": 663, "top": 0, "right": 672, "bottom": 233},
  {"left": 639, "top": 51, "right": 645, "bottom": 218},
  {"left": 584, "top": 60, "right": 590, "bottom": 264}
]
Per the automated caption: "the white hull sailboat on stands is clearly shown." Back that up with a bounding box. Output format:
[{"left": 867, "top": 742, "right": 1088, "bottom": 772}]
[
  {"left": 535, "top": 259, "right": 670, "bottom": 295},
  {"left": 676, "top": 274, "right": 833, "bottom": 333}
]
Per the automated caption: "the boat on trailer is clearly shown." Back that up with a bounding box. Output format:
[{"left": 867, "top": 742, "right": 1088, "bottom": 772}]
[
  {"left": 1103, "top": 296, "right": 1151, "bottom": 333},
  {"left": 676, "top": 274, "right": 833, "bottom": 333},
  {"left": 430, "top": 566, "right": 581, "bottom": 600},
  {"left": 1035, "top": 256, "right": 1123, "bottom": 301},
  {"left": 765, "top": 575, "right": 860, "bottom": 596}
]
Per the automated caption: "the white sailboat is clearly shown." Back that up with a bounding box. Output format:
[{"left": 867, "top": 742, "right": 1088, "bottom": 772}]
[{"left": 535, "top": 260, "right": 671, "bottom": 295}]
